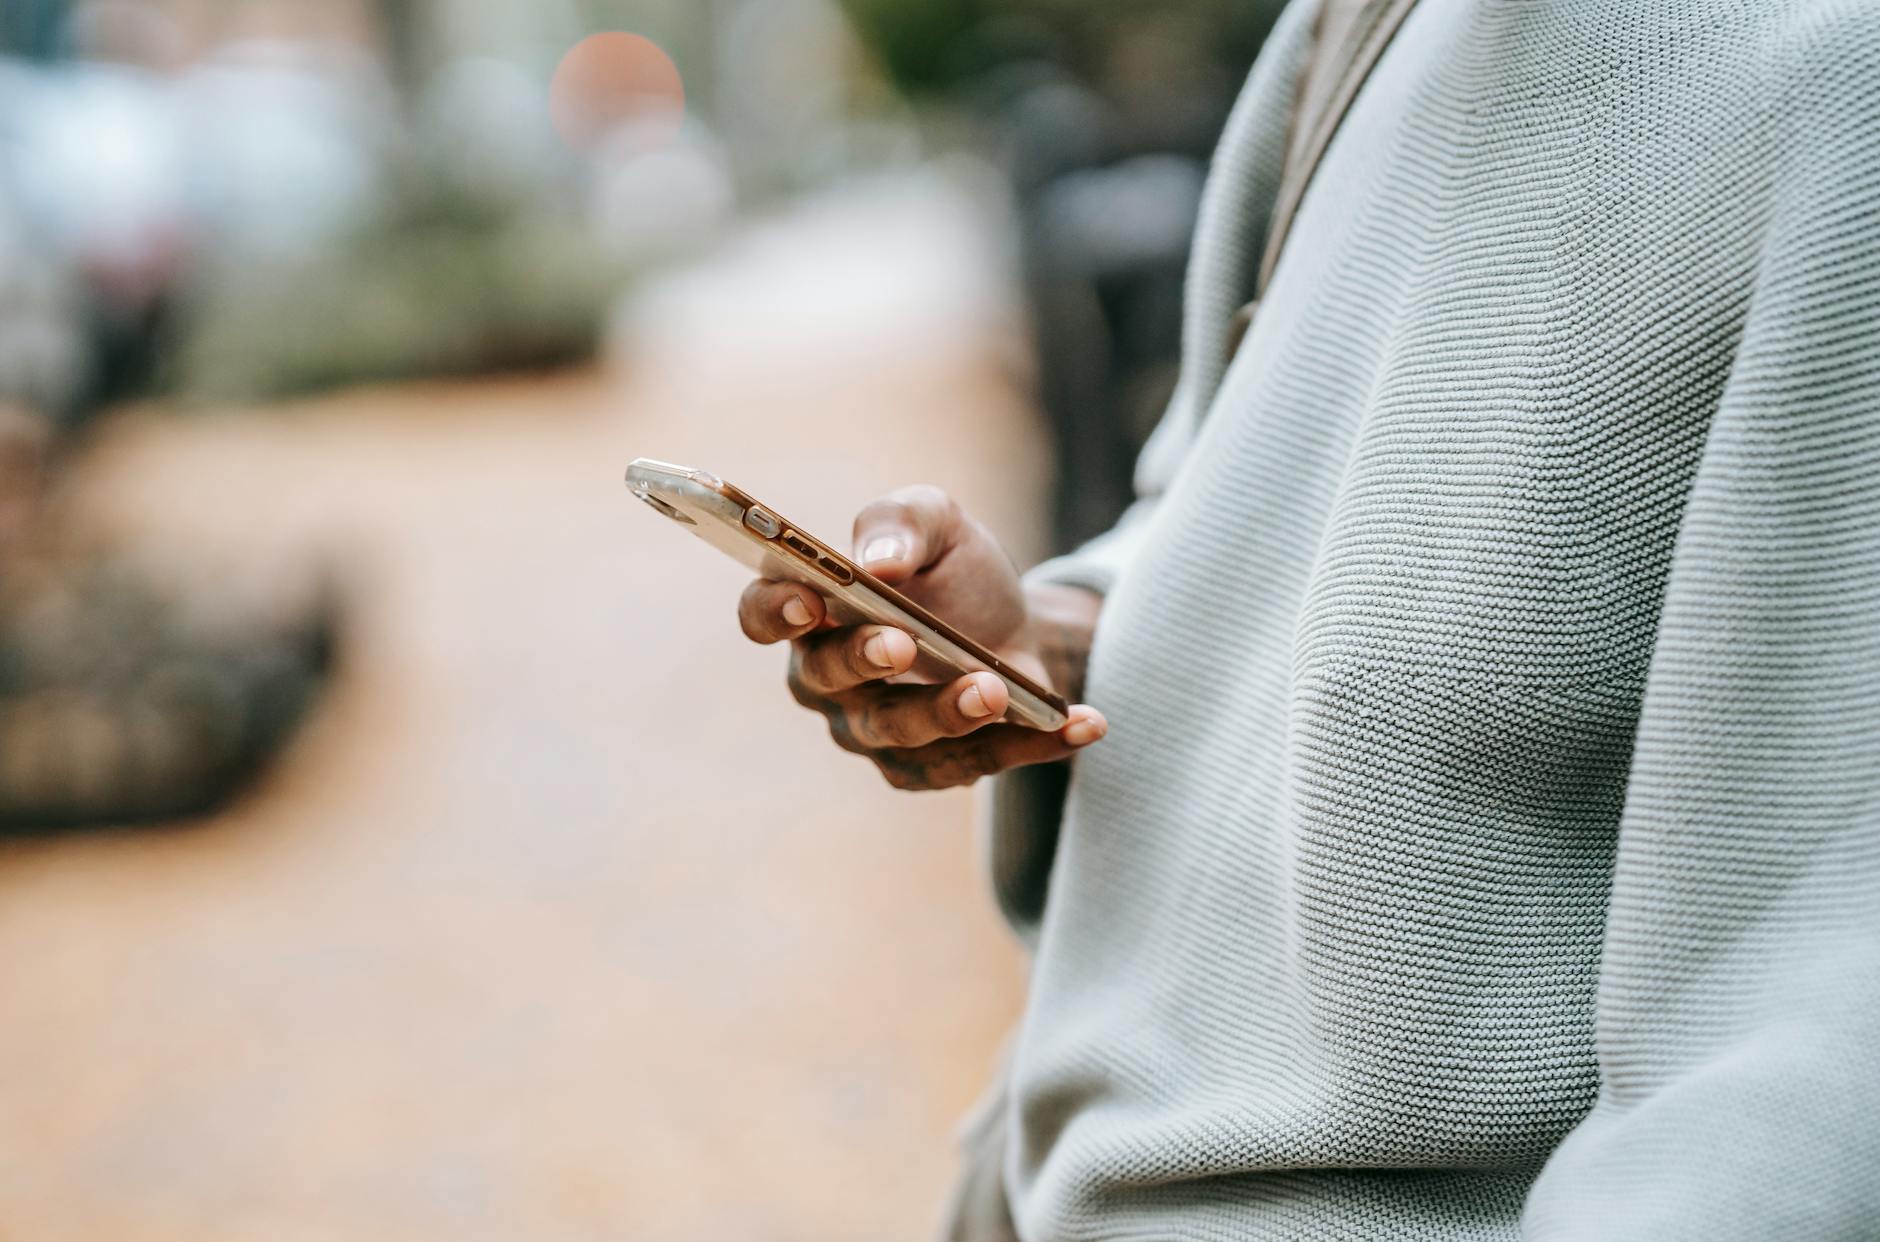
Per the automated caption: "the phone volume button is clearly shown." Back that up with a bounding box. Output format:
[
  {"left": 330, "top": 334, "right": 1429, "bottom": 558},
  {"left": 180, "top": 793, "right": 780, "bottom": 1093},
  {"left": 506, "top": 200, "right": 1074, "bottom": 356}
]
[{"left": 744, "top": 507, "right": 782, "bottom": 539}]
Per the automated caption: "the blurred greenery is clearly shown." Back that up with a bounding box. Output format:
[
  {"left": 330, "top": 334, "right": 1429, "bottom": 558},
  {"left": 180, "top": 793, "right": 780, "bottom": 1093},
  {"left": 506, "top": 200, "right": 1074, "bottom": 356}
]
[
  {"left": 128, "top": 0, "right": 1295, "bottom": 405},
  {"left": 835, "top": 0, "right": 1283, "bottom": 95},
  {"left": 167, "top": 181, "right": 630, "bottom": 403}
]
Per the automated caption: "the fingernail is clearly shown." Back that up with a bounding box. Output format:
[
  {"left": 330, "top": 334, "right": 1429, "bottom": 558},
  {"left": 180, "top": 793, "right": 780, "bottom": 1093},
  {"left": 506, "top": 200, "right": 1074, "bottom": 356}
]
[
  {"left": 861, "top": 537, "right": 907, "bottom": 567},
  {"left": 781, "top": 596, "right": 812, "bottom": 627},
  {"left": 863, "top": 631, "right": 895, "bottom": 668},
  {"left": 958, "top": 682, "right": 994, "bottom": 719},
  {"left": 1065, "top": 713, "right": 1107, "bottom": 747}
]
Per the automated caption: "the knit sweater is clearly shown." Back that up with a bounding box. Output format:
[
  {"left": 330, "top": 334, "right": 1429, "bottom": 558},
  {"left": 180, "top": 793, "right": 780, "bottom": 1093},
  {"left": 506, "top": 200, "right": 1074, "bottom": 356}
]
[{"left": 968, "top": 1, "right": 1880, "bottom": 1238}]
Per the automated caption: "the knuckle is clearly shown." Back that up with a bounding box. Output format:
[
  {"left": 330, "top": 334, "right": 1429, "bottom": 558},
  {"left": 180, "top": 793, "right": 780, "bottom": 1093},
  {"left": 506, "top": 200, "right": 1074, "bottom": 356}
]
[
  {"left": 798, "top": 640, "right": 841, "bottom": 692},
  {"left": 788, "top": 652, "right": 838, "bottom": 709},
  {"left": 877, "top": 759, "right": 917, "bottom": 791},
  {"left": 826, "top": 711, "right": 865, "bottom": 754},
  {"left": 933, "top": 765, "right": 972, "bottom": 791},
  {"left": 850, "top": 700, "right": 886, "bottom": 748},
  {"left": 847, "top": 701, "right": 884, "bottom": 749},
  {"left": 879, "top": 751, "right": 937, "bottom": 791},
  {"left": 870, "top": 703, "right": 921, "bottom": 749},
  {"left": 785, "top": 654, "right": 815, "bottom": 702}
]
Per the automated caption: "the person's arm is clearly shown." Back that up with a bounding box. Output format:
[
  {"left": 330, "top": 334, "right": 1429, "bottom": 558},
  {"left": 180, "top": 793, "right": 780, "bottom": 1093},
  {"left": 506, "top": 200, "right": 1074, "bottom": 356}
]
[{"left": 1522, "top": 18, "right": 1880, "bottom": 1234}]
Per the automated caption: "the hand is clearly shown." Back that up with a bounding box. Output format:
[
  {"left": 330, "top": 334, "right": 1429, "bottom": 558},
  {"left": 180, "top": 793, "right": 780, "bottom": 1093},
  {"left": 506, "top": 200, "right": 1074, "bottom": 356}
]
[{"left": 738, "top": 485, "right": 1107, "bottom": 791}]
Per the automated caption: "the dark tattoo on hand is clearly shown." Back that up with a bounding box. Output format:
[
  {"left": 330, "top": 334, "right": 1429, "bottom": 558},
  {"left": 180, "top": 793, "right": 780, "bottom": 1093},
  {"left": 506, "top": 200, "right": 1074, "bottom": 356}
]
[{"left": 874, "top": 736, "right": 1002, "bottom": 791}]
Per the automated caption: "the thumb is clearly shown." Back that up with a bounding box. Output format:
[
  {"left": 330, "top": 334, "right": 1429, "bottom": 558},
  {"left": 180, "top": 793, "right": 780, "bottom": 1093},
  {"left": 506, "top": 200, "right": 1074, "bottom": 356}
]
[{"left": 851, "top": 485, "right": 963, "bottom": 584}]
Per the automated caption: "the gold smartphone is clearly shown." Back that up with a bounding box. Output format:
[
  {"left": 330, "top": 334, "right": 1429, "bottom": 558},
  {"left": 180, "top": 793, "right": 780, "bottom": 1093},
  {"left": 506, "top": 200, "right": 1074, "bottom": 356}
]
[{"left": 626, "top": 458, "right": 1070, "bottom": 731}]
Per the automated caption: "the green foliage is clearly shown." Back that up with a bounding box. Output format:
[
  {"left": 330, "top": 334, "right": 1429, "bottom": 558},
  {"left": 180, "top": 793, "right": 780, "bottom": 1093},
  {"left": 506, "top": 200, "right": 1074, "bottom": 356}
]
[
  {"left": 835, "top": 0, "right": 1285, "bottom": 94},
  {"left": 166, "top": 177, "right": 631, "bottom": 404}
]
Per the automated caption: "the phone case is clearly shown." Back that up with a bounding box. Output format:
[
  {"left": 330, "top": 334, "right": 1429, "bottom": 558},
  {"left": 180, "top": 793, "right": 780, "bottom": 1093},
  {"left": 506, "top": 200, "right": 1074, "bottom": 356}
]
[{"left": 626, "top": 459, "right": 1070, "bottom": 731}]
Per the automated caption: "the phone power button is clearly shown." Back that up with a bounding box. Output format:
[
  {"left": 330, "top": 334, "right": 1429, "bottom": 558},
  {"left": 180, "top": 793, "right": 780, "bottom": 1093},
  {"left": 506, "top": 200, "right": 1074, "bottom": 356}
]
[{"left": 744, "top": 507, "right": 782, "bottom": 539}]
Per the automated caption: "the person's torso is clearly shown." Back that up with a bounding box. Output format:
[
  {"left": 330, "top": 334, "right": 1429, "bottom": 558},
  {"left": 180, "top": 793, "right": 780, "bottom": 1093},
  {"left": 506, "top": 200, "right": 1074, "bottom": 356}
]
[{"left": 1006, "top": 0, "right": 1803, "bottom": 1236}]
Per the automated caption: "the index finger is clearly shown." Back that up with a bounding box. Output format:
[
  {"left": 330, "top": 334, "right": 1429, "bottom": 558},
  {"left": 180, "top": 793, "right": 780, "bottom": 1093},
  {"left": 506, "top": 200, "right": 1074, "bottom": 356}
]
[{"left": 738, "top": 579, "right": 825, "bottom": 645}]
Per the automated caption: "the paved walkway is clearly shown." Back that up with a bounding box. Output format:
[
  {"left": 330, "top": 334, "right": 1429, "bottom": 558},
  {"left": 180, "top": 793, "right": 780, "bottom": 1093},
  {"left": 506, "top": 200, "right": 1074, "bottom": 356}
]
[{"left": 0, "top": 180, "right": 1046, "bottom": 1241}]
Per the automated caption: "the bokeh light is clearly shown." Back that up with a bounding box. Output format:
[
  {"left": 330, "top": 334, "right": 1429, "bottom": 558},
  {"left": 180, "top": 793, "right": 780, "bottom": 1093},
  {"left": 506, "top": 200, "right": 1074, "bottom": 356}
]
[{"left": 549, "top": 32, "right": 685, "bottom": 154}]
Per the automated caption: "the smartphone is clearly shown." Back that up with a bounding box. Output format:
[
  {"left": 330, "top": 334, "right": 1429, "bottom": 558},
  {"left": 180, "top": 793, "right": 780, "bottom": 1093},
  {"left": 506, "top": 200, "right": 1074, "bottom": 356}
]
[{"left": 625, "top": 458, "right": 1069, "bottom": 731}]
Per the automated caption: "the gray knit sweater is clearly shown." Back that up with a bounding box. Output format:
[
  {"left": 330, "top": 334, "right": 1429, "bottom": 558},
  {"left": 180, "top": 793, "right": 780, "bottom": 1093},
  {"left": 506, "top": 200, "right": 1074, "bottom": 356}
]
[{"left": 973, "top": 1, "right": 1880, "bottom": 1238}]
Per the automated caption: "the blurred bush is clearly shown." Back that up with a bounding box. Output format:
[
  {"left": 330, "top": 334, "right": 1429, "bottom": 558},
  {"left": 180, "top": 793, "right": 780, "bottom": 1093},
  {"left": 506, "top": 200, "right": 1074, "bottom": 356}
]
[
  {"left": 838, "top": 0, "right": 1282, "bottom": 107},
  {"left": 173, "top": 202, "right": 617, "bottom": 400},
  {"left": 5, "top": 0, "right": 1287, "bottom": 427}
]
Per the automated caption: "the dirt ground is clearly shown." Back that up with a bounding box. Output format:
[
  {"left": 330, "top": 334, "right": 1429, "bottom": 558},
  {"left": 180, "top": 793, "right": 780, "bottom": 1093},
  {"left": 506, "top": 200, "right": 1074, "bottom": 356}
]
[{"left": 0, "top": 211, "right": 1049, "bottom": 1240}]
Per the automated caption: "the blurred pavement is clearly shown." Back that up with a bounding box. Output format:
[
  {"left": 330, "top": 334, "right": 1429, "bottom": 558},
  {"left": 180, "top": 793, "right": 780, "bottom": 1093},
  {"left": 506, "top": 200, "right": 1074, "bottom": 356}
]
[{"left": 0, "top": 179, "right": 1044, "bottom": 1241}]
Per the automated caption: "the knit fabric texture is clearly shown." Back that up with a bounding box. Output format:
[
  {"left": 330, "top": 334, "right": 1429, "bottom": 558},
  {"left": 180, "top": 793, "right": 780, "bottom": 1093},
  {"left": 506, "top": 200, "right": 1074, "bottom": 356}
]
[{"left": 976, "top": 1, "right": 1880, "bottom": 1238}]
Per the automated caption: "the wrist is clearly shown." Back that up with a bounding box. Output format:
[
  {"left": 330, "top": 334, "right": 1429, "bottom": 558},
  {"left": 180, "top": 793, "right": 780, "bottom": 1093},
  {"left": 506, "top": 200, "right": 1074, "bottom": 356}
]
[{"left": 1022, "top": 582, "right": 1103, "bottom": 703}]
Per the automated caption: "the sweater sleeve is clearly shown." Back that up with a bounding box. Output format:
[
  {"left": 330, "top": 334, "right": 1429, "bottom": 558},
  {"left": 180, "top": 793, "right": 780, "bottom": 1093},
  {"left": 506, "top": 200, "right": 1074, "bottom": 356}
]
[
  {"left": 1024, "top": 369, "right": 1201, "bottom": 597},
  {"left": 1522, "top": 17, "right": 1880, "bottom": 1237}
]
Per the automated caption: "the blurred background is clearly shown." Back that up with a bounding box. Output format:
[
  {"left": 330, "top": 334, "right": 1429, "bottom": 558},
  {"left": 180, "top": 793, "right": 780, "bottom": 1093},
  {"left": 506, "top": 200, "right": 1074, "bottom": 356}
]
[{"left": 0, "top": 0, "right": 1282, "bottom": 1236}]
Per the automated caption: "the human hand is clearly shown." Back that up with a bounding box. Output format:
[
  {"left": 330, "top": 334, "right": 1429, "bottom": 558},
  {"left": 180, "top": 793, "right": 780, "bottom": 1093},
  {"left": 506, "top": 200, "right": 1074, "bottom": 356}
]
[{"left": 738, "top": 486, "right": 1106, "bottom": 790}]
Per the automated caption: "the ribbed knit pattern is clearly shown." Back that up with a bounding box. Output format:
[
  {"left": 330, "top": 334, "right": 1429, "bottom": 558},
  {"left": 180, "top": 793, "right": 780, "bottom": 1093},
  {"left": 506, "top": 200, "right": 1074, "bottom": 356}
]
[{"left": 975, "top": 1, "right": 1880, "bottom": 1238}]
